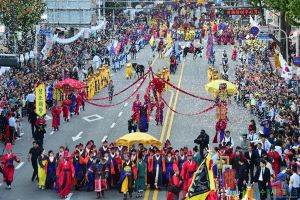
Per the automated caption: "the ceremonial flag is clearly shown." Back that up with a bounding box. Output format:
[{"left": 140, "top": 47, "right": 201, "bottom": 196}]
[
  {"left": 149, "top": 35, "right": 155, "bottom": 46},
  {"left": 167, "top": 32, "right": 173, "bottom": 49},
  {"left": 35, "top": 84, "right": 46, "bottom": 117},
  {"left": 206, "top": 33, "right": 213, "bottom": 59},
  {"left": 175, "top": 40, "right": 179, "bottom": 54},
  {"left": 165, "top": 47, "right": 173, "bottom": 57},
  {"left": 185, "top": 154, "right": 216, "bottom": 200}
]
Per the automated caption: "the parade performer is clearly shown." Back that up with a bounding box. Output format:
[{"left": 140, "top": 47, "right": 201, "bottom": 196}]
[
  {"left": 231, "top": 46, "right": 237, "bottom": 61},
  {"left": 73, "top": 150, "right": 85, "bottom": 190},
  {"left": 135, "top": 154, "right": 146, "bottom": 198},
  {"left": 94, "top": 155, "right": 109, "bottom": 199},
  {"left": 0, "top": 143, "right": 20, "bottom": 189},
  {"left": 132, "top": 94, "right": 142, "bottom": 122},
  {"left": 147, "top": 149, "right": 155, "bottom": 187},
  {"left": 56, "top": 104, "right": 62, "bottom": 128},
  {"left": 169, "top": 55, "right": 177, "bottom": 74},
  {"left": 167, "top": 163, "right": 181, "bottom": 200},
  {"left": 46, "top": 151, "right": 56, "bottom": 190},
  {"left": 51, "top": 105, "right": 58, "bottom": 131},
  {"left": 62, "top": 99, "right": 71, "bottom": 122},
  {"left": 165, "top": 151, "right": 175, "bottom": 185},
  {"left": 56, "top": 151, "right": 75, "bottom": 198},
  {"left": 153, "top": 149, "right": 165, "bottom": 189},
  {"left": 155, "top": 101, "right": 164, "bottom": 126},
  {"left": 99, "top": 137, "right": 109, "bottom": 157},
  {"left": 85, "top": 151, "right": 96, "bottom": 191},
  {"left": 139, "top": 105, "right": 149, "bottom": 132},
  {"left": 178, "top": 148, "right": 187, "bottom": 173},
  {"left": 37, "top": 149, "right": 48, "bottom": 190},
  {"left": 180, "top": 150, "right": 198, "bottom": 199},
  {"left": 125, "top": 62, "right": 133, "bottom": 79},
  {"left": 213, "top": 119, "right": 227, "bottom": 143},
  {"left": 120, "top": 152, "right": 136, "bottom": 200},
  {"left": 75, "top": 94, "right": 82, "bottom": 115},
  {"left": 70, "top": 93, "right": 76, "bottom": 116},
  {"left": 79, "top": 89, "right": 86, "bottom": 111}
]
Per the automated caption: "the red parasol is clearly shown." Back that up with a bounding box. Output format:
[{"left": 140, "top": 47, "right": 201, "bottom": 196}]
[{"left": 55, "top": 78, "right": 86, "bottom": 93}]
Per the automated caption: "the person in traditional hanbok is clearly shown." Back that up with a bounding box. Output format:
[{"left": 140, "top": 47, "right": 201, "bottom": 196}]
[
  {"left": 73, "top": 149, "right": 85, "bottom": 190},
  {"left": 46, "top": 150, "right": 57, "bottom": 190},
  {"left": 75, "top": 94, "right": 82, "bottom": 115},
  {"left": 70, "top": 93, "right": 76, "bottom": 116},
  {"left": 94, "top": 155, "right": 109, "bottom": 199},
  {"left": 85, "top": 151, "right": 96, "bottom": 191},
  {"left": 37, "top": 148, "right": 48, "bottom": 190},
  {"left": 0, "top": 143, "right": 20, "bottom": 189},
  {"left": 56, "top": 104, "right": 62, "bottom": 127},
  {"left": 167, "top": 163, "right": 181, "bottom": 200},
  {"left": 51, "top": 105, "right": 58, "bottom": 131},
  {"left": 180, "top": 151, "right": 198, "bottom": 199},
  {"left": 153, "top": 149, "right": 165, "bottom": 189},
  {"left": 62, "top": 99, "right": 71, "bottom": 122},
  {"left": 132, "top": 94, "right": 142, "bottom": 123},
  {"left": 56, "top": 151, "right": 75, "bottom": 198},
  {"left": 120, "top": 152, "right": 136, "bottom": 200},
  {"left": 165, "top": 151, "right": 175, "bottom": 186},
  {"left": 177, "top": 148, "right": 186, "bottom": 174},
  {"left": 135, "top": 154, "right": 146, "bottom": 198}
]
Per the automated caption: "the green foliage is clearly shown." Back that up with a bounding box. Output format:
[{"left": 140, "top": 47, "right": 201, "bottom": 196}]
[{"left": 0, "top": 0, "right": 45, "bottom": 32}]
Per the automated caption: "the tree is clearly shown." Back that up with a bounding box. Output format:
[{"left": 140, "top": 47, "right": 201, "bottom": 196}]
[
  {"left": 0, "top": 0, "right": 45, "bottom": 53},
  {"left": 249, "top": 0, "right": 266, "bottom": 25}
]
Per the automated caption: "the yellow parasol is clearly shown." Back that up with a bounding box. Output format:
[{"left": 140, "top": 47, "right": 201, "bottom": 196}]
[
  {"left": 205, "top": 79, "right": 238, "bottom": 96},
  {"left": 115, "top": 132, "right": 162, "bottom": 147}
]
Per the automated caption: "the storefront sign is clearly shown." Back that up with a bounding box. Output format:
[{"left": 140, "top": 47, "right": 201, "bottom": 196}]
[{"left": 225, "top": 9, "right": 260, "bottom": 15}]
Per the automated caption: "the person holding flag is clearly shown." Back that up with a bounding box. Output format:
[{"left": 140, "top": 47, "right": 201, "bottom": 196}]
[
  {"left": 149, "top": 35, "right": 156, "bottom": 52},
  {"left": 180, "top": 151, "right": 198, "bottom": 199}
]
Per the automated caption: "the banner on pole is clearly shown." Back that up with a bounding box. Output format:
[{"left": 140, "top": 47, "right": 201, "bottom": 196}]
[{"left": 35, "top": 84, "right": 46, "bottom": 117}]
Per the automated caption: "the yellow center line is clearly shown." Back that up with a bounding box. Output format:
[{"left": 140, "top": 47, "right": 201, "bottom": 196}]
[
  {"left": 152, "top": 189, "right": 159, "bottom": 200},
  {"left": 166, "top": 60, "right": 186, "bottom": 140},
  {"left": 143, "top": 187, "right": 150, "bottom": 200},
  {"left": 160, "top": 89, "right": 174, "bottom": 142}
]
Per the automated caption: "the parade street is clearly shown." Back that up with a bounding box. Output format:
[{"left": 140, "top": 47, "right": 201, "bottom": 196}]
[{"left": 0, "top": 42, "right": 253, "bottom": 200}]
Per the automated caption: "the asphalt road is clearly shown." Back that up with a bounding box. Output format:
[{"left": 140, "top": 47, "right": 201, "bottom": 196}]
[{"left": 0, "top": 41, "right": 254, "bottom": 200}]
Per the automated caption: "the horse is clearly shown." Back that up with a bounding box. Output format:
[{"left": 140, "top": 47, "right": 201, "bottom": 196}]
[
  {"left": 132, "top": 63, "right": 145, "bottom": 78},
  {"left": 129, "top": 44, "right": 137, "bottom": 60},
  {"left": 183, "top": 47, "right": 203, "bottom": 60}
]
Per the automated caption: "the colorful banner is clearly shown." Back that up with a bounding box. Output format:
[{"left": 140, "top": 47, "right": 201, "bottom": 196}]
[
  {"left": 35, "top": 84, "right": 46, "bottom": 117},
  {"left": 222, "top": 169, "right": 236, "bottom": 190},
  {"left": 186, "top": 154, "right": 216, "bottom": 200}
]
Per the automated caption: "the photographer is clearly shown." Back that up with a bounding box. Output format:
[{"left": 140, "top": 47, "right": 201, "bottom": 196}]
[
  {"left": 194, "top": 130, "right": 209, "bottom": 158},
  {"left": 34, "top": 122, "right": 46, "bottom": 148}
]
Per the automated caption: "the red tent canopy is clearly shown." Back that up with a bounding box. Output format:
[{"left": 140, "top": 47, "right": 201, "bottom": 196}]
[{"left": 55, "top": 78, "right": 86, "bottom": 91}]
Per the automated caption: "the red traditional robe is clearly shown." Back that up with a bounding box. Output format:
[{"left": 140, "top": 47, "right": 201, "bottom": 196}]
[
  {"left": 51, "top": 107, "right": 58, "bottom": 129},
  {"left": 167, "top": 166, "right": 181, "bottom": 200},
  {"left": 62, "top": 100, "right": 71, "bottom": 119},
  {"left": 0, "top": 153, "right": 20, "bottom": 184},
  {"left": 132, "top": 100, "right": 142, "bottom": 122},
  {"left": 56, "top": 159, "right": 75, "bottom": 197},
  {"left": 231, "top": 48, "right": 237, "bottom": 61},
  {"left": 267, "top": 151, "right": 280, "bottom": 175},
  {"left": 180, "top": 160, "right": 198, "bottom": 199},
  {"left": 75, "top": 95, "right": 82, "bottom": 115}
]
